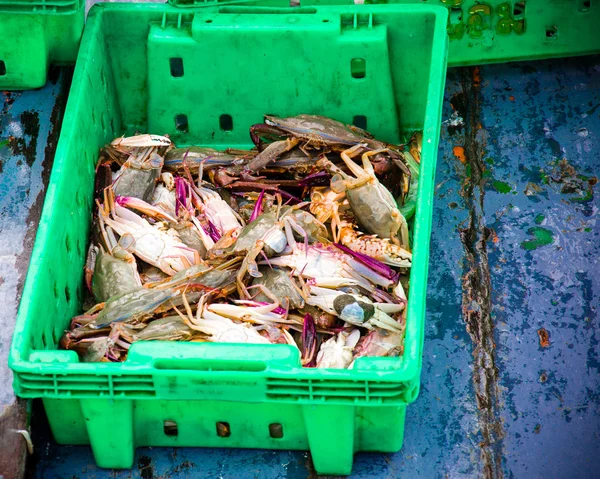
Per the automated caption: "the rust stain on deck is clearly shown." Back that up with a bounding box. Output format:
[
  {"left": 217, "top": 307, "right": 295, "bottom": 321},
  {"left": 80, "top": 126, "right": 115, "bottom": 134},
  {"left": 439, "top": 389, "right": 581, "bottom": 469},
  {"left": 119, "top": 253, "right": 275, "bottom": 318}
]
[
  {"left": 453, "top": 145, "right": 467, "bottom": 164},
  {"left": 537, "top": 328, "right": 550, "bottom": 348},
  {"left": 454, "top": 66, "right": 505, "bottom": 479}
]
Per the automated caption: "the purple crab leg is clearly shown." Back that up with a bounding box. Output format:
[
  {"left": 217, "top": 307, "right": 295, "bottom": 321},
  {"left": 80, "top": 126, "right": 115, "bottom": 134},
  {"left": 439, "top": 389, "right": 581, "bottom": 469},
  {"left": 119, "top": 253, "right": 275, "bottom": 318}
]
[
  {"left": 298, "top": 171, "right": 331, "bottom": 187},
  {"left": 301, "top": 313, "right": 317, "bottom": 367},
  {"left": 250, "top": 189, "right": 266, "bottom": 223},
  {"left": 334, "top": 243, "right": 400, "bottom": 283}
]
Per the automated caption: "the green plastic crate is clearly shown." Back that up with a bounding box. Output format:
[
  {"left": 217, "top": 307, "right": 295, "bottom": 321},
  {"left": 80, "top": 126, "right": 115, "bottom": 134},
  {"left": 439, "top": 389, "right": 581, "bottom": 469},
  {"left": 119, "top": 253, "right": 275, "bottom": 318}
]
[
  {"left": 9, "top": 3, "right": 448, "bottom": 474},
  {"left": 298, "top": 0, "right": 600, "bottom": 66},
  {"left": 0, "top": 0, "right": 85, "bottom": 89}
]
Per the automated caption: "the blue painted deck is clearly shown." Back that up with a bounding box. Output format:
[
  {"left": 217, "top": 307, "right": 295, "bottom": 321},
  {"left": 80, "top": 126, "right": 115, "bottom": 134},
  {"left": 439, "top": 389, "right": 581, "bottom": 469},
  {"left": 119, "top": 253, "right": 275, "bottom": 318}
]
[{"left": 2, "top": 56, "right": 598, "bottom": 478}]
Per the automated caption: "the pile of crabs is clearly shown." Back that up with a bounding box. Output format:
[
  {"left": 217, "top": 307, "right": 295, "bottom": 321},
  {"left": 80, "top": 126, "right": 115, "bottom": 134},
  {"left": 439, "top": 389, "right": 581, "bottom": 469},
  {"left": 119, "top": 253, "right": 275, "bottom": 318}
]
[{"left": 61, "top": 114, "right": 421, "bottom": 369}]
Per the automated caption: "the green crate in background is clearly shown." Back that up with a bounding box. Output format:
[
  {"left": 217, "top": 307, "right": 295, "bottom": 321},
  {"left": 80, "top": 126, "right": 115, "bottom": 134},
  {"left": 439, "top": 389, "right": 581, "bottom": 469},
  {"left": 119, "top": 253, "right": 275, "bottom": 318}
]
[
  {"left": 297, "top": 0, "right": 600, "bottom": 66},
  {"left": 170, "top": 0, "right": 291, "bottom": 7},
  {"left": 0, "top": 0, "right": 85, "bottom": 89},
  {"left": 9, "top": 3, "right": 448, "bottom": 475}
]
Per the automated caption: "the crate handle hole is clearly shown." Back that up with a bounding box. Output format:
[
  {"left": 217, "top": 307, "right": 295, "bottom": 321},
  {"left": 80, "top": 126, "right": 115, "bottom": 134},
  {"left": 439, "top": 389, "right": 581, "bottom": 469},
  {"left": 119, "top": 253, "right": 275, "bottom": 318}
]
[
  {"left": 175, "top": 114, "right": 189, "bottom": 132},
  {"left": 219, "top": 114, "right": 233, "bottom": 131},
  {"left": 546, "top": 26, "right": 558, "bottom": 38},
  {"left": 164, "top": 420, "right": 178, "bottom": 436},
  {"left": 169, "top": 57, "right": 184, "bottom": 77},
  {"left": 513, "top": 1, "right": 525, "bottom": 17},
  {"left": 351, "top": 58, "right": 366, "bottom": 79},
  {"left": 578, "top": 0, "right": 590, "bottom": 11},
  {"left": 0, "top": 60, "right": 6, "bottom": 76},
  {"left": 269, "top": 423, "right": 284, "bottom": 438},
  {"left": 353, "top": 115, "right": 368, "bottom": 130},
  {"left": 216, "top": 421, "right": 231, "bottom": 437}
]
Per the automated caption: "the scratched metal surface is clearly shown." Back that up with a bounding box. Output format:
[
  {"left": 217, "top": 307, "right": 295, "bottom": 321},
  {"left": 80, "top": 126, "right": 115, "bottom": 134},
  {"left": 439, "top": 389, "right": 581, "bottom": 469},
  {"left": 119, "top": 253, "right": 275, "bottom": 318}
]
[{"left": 4, "top": 56, "right": 597, "bottom": 479}]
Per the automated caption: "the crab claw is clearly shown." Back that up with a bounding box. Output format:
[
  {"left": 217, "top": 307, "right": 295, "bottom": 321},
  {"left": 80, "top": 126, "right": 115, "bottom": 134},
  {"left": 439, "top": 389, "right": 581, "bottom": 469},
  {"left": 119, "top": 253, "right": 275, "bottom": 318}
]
[{"left": 110, "top": 134, "right": 171, "bottom": 148}]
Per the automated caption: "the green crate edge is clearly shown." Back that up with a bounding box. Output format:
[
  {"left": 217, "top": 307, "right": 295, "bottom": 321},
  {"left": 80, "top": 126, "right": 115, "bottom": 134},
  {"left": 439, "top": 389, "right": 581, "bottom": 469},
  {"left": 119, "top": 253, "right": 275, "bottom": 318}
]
[
  {"left": 0, "top": 1, "right": 84, "bottom": 89},
  {"left": 9, "top": 3, "right": 448, "bottom": 472},
  {"left": 291, "top": 0, "right": 600, "bottom": 66},
  {"left": 10, "top": 1, "right": 448, "bottom": 403}
]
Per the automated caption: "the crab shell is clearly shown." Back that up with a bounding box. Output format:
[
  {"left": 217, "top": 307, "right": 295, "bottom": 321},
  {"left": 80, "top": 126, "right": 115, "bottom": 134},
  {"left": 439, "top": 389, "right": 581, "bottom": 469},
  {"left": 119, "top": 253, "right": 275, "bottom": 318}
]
[{"left": 264, "top": 114, "right": 373, "bottom": 147}]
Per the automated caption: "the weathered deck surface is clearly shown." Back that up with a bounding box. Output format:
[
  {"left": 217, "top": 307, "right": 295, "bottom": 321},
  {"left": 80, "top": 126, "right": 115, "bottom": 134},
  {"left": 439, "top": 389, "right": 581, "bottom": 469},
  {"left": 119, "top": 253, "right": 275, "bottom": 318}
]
[{"left": 1, "top": 55, "right": 598, "bottom": 479}]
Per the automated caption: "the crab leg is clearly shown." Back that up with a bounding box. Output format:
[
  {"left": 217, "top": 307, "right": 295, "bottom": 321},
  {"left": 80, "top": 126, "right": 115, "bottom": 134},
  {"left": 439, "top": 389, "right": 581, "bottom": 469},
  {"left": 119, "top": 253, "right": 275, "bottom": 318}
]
[
  {"left": 116, "top": 195, "right": 177, "bottom": 223},
  {"left": 247, "top": 137, "right": 299, "bottom": 172}
]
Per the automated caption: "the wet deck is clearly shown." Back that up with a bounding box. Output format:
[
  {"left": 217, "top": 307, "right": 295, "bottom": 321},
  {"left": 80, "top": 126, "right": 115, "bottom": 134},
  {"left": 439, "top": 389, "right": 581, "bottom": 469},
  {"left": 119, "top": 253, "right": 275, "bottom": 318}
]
[{"left": 1, "top": 56, "right": 598, "bottom": 478}]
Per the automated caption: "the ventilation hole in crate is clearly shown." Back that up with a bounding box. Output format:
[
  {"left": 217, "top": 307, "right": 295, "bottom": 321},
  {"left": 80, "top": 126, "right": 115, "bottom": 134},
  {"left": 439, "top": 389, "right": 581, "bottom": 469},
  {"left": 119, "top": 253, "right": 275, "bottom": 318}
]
[
  {"left": 53, "top": 281, "right": 59, "bottom": 300},
  {"left": 64, "top": 285, "right": 71, "bottom": 304},
  {"left": 578, "top": 0, "right": 590, "bottom": 12},
  {"left": 322, "top": 18, "right": 329, "bottom": 22},
  {"left": 100, "top": 114, "right": 106, "bottom": 131},
  {"left": 169, "top": 57, "right": 184, "bottom": 77},
  {"left": 65, "top": 234, "right": 71, "bottom": 254},
  {"left": 216, "top": 422, "right": 231, "bottom": 437},
  {"left": 76, "top": 238, "right": 82, "bottom": 257},
  {"left": 41, "top": 332, "right": 47, "bottom": 349},
  {"left": 269, "top": 423, "right": 284, "bottom": 438},
  {"left": 449, "top": 6, "right": 462, "bottom": 23},
  {"left": 205, "top": 19, "right": 213, "bottom": 23},
  {"left": 351, "top": 58, "right": 366, "bottom": 79},
  {"left": 164, "top": 420, "right": 178, "bottom": 436},
  {"left": 353, "top": 115, "right": 367, "bottom": 130},
  {"left": 110, "top": 118, "right": 115, "bottom": 134},
  {"left": 0, "top": 60, "right": 6, "bottom": 76},
  {"left": 513, "top": 1, "right": 525, "bottom": 17},
  {"left": 546, "top": 26, "right": 558, "bottom": 38},
  {"left": 175, "top": 114, "right": 189, "bottom": 132},
  {"left": 219, "top": 114, "right": 233, "bottom": 131}
]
